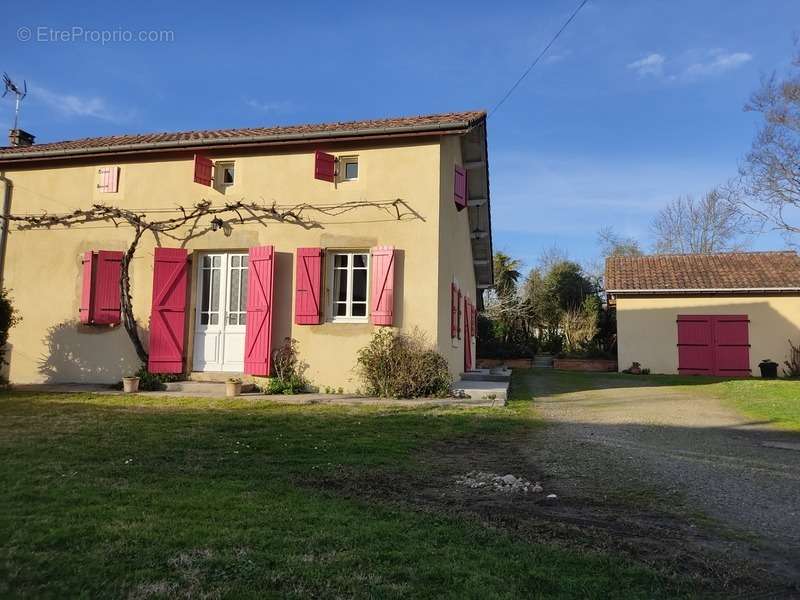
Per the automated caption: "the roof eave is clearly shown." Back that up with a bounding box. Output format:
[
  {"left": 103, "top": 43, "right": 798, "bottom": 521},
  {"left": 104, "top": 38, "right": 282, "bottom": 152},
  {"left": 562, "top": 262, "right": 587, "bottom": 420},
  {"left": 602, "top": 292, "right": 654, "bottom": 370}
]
[
  {"left": 608, "top": 287, "right": 800, "bottom": 294},
  {"left": 0, "top": 119, "right": 480, "bottom": 163}
]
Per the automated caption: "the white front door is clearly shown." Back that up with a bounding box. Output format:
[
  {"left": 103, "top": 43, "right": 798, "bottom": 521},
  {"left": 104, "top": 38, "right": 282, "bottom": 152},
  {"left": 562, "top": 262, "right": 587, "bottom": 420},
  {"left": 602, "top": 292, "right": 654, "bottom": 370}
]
[{"left": 192, "top": 253, "right": 248, "bottom": 372}]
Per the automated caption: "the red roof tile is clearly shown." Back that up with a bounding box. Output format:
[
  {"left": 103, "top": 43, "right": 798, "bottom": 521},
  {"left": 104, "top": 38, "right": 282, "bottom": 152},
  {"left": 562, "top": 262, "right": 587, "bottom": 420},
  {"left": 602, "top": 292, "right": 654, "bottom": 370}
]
[
  {"left": 0, "top": 110, "right": 486, "bottom": 160},
  {"left": 605, "top": 251, "right": 800, "bottom": 292}
]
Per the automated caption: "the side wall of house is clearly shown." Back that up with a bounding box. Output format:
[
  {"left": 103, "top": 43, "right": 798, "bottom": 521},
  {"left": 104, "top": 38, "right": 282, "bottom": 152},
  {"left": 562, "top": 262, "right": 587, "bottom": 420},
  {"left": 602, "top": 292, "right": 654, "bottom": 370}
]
[
  {"left": 2, "top": 138, "right": 443, "bottom": 390},
  {"left": 616, "top": 295, "right": 800, "bottom": 375},
  {"left": 436, "top": 136, "right": 477, "bottom": 376}
]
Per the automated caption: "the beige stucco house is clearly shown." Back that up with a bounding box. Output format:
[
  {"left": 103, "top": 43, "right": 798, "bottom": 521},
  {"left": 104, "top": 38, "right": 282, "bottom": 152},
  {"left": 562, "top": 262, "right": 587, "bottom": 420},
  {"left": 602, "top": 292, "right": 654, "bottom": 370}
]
[
  {"left": 0, "top": 111, "right": 493, "bottom": 390},
  {"left": 606, "top": 251, "right": 800, "bottom": 377}
]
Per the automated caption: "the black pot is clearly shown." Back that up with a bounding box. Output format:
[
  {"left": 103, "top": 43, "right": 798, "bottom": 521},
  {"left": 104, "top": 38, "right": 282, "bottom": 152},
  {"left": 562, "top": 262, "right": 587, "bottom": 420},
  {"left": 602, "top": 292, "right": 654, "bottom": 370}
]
[{"left": 759, "top": 361, "right": 778, "bottom": 379}]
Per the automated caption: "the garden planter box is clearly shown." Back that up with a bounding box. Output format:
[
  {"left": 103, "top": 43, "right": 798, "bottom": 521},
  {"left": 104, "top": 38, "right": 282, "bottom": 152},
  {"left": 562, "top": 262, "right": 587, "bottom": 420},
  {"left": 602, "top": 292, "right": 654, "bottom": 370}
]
[{"left": 553, "top": 358, "right": 618, "bottom": 372}]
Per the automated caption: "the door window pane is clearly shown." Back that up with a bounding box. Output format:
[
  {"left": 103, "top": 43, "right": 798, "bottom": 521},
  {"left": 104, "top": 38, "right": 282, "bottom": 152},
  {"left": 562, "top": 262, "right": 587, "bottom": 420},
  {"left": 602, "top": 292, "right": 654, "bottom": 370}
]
[{"left": 229, "top": 269, "right": 240, "bottom": 313}]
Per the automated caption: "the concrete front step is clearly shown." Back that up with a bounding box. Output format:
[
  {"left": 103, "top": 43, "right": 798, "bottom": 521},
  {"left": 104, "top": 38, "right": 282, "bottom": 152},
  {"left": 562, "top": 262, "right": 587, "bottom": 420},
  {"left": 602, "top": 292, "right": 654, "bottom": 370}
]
[
  {"left": 164, "top": 381, "right": 258, "bottom": 394},
  {"left": 187, "top": 372, "right": 266, "bottom": 384},
  {"left": 460, "top": 368, "right": 511, "bottom": 382},
  {"left": 451, "top": 379, "right": 508, "bottom": 404}
]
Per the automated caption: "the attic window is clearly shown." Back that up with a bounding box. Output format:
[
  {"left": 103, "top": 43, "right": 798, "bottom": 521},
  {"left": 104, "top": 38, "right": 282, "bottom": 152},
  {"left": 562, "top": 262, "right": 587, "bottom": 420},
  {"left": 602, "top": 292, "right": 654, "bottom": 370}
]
[
  {"left": 219, "top": 163, "right": 235, "bottom": 186},
  {"left": 340, "top": 157, "right": 358, "bottom": 181}
]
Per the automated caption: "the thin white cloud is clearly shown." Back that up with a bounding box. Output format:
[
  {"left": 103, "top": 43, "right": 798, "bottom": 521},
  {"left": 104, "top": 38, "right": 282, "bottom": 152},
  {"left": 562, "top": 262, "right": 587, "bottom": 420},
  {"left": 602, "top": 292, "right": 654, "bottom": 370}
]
[
  {"left": 245, "top": 98, "right": 294, "bottom": 113},
  {"left": 544, "top": 50, "right": 571, "bottom": 65},
  {"left": 627, "top": 53, "right": 665, "bottom": 77},
  {"left": 30, "top": 86, "right": 133, "bottom": 122},
  {"left": 627, "top": 49, "right": 752, "bottom": 83},
  {"left": 683, "top": 51, "right": 752, "bottom": 78}
]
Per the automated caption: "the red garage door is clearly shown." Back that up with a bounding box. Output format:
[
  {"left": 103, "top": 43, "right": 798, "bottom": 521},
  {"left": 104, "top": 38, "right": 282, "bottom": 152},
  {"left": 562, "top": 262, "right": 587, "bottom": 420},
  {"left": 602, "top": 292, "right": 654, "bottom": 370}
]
[{"left": 677, "top": 315, "right": 751, "bottom": 377}]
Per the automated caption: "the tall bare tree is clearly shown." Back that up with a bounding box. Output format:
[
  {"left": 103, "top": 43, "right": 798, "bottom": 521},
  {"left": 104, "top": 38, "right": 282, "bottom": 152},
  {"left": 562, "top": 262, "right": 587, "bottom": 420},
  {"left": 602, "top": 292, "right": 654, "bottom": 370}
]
[
  {"left": 598, "top": 226, "right": 642, "bottom": 257},
  {"left": 734, "top": 42, "right": 800, "bottom": 237},
  {"left": 651, "top": 189, "right": 747, "bottom": 254}
]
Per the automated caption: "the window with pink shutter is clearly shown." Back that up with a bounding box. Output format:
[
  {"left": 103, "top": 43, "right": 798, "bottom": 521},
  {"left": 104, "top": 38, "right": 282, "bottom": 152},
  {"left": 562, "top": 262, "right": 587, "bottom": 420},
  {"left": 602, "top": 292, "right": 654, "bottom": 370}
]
[
  {"left": 454, "top": 165, "right": 467, "bottom": 211},
  {"left": 295, "top": 247, "right": 323, "bottom": 325},
  {"left": 450, "top": 283, "right": 457, "bottom": 338},
  {"left": 97, "top": 167, "right": 119, "bottom": 193},
  {"left": 370, "top": 246, "right": 395, "bottom": 326},
  {"left": 194, "top": 154, "right": 214, "bottom": 186},
  {"left": 314, "top": 151, "right": 336, "bottom": 182},
  {"left": 79, "top": 250, "right": 123, "bottom": 325},
  {"left": 456, "top": 287, "right": 462, "bottom": 339}
]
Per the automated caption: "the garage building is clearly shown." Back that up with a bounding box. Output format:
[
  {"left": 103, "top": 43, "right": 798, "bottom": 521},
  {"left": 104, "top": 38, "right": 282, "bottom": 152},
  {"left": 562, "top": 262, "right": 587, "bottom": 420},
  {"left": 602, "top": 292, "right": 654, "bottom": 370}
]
[{"left": 606, "top": 251, "right": 800, "bottom": 377}]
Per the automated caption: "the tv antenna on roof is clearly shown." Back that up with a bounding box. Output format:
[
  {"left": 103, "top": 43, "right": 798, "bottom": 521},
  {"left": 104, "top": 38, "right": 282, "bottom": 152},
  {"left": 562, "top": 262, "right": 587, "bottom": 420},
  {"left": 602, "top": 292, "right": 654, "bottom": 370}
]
[{"left": 2, "top": 73, "right": 28, "bottom": 130}]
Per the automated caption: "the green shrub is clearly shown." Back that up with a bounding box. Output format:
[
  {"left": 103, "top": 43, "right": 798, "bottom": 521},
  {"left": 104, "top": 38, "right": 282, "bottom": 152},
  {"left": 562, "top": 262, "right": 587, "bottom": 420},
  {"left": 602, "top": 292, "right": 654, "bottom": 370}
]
[
  {"left": 356, "top": 328, "right": 451, "bottom": 398},
  {"left": 0, "top": 289, "right": 20, "bottom": 380},
  {"left": 263, "top": 338, "right": 307, "bottom": 395}
]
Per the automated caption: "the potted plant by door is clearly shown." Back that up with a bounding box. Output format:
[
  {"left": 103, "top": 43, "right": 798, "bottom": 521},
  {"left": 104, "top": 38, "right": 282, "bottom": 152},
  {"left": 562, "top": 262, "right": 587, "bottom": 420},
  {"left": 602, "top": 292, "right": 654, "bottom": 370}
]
[
  {"left": 122, "top": 374, "right": 140, "bottom": 393},
  {"left": 759, "top": 359, "right": 778, "bottom": 379},
  {"left": 226, "top": 377, "right": 243, "bottom": 398}
]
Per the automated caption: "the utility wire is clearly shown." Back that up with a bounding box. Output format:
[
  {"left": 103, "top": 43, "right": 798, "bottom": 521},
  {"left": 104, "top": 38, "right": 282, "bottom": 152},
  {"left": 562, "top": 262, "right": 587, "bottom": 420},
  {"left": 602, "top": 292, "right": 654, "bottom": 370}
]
[{"left": 489, "top": 0, "right": 590, "bottom": 116}]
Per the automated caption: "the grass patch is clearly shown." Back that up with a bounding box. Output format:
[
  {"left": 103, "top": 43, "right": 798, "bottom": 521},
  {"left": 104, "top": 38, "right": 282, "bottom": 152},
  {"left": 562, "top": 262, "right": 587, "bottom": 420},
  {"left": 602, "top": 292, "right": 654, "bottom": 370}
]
[
  {"left": 0, "top": 391, "right": 696, "bottom": 598},
  {"left": 712, "top": 378, "right": 800, "bottom": 430}
]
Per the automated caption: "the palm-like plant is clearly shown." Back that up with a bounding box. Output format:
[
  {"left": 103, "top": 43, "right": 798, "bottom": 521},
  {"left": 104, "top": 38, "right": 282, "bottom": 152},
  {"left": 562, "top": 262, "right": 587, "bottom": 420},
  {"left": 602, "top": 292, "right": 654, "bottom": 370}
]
[{"left": 493, "top": 252, "right": 522, "bottom": 299}]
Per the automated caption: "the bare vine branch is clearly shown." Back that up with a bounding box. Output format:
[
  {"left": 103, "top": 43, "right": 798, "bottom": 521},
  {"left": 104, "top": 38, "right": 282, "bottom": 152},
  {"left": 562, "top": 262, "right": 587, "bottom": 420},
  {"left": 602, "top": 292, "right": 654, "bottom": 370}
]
[{"left": 2, "top": 198, "right": 417, "bottom": 367}]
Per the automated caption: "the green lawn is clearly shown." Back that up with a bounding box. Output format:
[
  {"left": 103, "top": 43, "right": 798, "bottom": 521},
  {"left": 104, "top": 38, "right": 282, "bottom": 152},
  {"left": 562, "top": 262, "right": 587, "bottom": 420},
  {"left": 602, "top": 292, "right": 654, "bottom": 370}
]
[
  {"left": 0, "top": 391, "right": 695, "bottom": 599},
  {"left": 713, "top": 378, "right": 800, "bottom": 430}
]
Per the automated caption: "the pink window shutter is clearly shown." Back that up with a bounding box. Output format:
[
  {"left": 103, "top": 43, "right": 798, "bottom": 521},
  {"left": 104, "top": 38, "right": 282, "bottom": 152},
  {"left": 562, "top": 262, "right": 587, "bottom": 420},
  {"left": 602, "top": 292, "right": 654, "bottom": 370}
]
[
  {"left": 450, "top": 283, "right": 457, "bottom": 338},
  {"left": 244, "top": 246, "right": 276, "bottom": 375},
  {"left": 79, "top": 251, "right": 97, "bottom": 324},
  {"left": 454, "top": 165, "right": 467, "bottom": 211},
  {"left": 193, "top": 154, "right": 214, "bottom": 186},
  {"left": 93, "top": 251, "right": 123, "bottom": 325},
  {"left": 314, "top": 151, "right": 336, "bottom": 182},
  {"left": 148, "top": 248, "right": 189, "bottom": 374},
  {"left": 98, "top": 167, "right": 119, "bottom": 193},
  {"left": 464, "top": 296, "right": 473, "bottom": 370},
  {"left": 295, "top": 247, "right": 324, "bottom": 325},
  {"left": 370, "top": 246, "right": 396, "bottom": 326},
  {"left": 456, "top": 287, "right": 462, "bottom": 339}
]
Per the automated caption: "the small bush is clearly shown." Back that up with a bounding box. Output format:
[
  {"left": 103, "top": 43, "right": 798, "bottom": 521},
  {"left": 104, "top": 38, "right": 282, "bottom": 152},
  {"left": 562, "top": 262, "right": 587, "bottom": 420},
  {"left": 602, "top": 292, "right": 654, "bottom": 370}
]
[
  {"left": 356, "top": 328, "right": 452, "bottom": 398},
  {"left": 0, "top": 288, "right": 20, "bottom": 380},
  {"left": 264, "top": 338, "right": 307, "bottom": 395}
]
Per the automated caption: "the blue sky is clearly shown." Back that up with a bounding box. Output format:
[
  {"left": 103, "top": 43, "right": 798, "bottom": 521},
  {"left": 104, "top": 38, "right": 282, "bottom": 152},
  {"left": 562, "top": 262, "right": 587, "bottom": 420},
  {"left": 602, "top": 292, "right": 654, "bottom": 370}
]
[{"left": 2, "top": 0, "right": 799, "bottom": 273}]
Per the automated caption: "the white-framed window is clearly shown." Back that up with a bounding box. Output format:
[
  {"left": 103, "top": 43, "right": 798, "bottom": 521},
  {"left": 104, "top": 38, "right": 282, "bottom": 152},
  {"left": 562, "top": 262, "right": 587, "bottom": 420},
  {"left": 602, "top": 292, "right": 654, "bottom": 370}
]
[
  {"left": 216, "top": 162, "right": 235, "bottom": 188},
  {"left": 339, "top": 156, "right": 358, "bottom": 181},
  {"left": 329, "top": 250, "right": 369, "bottom": 322}
]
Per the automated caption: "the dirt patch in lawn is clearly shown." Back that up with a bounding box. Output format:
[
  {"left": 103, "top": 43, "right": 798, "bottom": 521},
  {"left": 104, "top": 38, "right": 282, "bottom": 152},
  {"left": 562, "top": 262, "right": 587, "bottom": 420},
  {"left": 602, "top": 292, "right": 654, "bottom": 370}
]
[{"left": 308, "top": 431, "right": 797, "bottom": 598}]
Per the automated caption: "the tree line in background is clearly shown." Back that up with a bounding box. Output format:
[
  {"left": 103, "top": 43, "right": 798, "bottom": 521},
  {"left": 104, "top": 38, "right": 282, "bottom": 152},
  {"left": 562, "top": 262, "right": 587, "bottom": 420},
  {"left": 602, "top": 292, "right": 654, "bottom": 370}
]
[{"left": 479, "top": 252, "right": 614, "bottom": 360}]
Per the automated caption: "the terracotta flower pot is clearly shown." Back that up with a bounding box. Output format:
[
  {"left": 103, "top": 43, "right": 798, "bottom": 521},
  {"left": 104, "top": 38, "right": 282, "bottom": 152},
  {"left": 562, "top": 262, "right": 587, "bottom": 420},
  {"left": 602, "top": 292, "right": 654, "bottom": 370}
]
[
  {"left": 122, "top": 377, "right": 140, "bottom": 393},
  {"left": 226, "top": 381, "right": 242, "bottom": 397}
]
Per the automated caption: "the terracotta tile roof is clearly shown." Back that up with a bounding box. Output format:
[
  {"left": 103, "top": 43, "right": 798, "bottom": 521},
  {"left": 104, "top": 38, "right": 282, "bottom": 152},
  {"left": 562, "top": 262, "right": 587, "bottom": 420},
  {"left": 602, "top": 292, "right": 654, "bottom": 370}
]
[
  {"left": 605, "top": 251, "right": 800, "bottom": 292},
  {"left": 0, "top": 110, "right": 486, "bottom": 160}
]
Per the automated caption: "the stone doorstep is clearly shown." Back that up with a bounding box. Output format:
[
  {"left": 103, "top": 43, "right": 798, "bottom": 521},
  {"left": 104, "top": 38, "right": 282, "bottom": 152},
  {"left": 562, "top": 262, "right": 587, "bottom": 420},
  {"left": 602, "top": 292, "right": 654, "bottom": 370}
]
[
  {"left": 451, "top": 379, "right": 508, "bottom": 405},
  {"left": 460, "top": 368, "right": 511, "bottom": 382},
  {"left": 164, "top": 381, "right": 258, "bottom": 394}
]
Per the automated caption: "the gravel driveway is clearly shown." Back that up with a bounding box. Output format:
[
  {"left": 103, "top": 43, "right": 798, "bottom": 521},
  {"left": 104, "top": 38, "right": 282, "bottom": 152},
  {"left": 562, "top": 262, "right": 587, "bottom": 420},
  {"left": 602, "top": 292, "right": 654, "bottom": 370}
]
[{"left": 521, "top": 370, "right": 800, "bottom": 585}]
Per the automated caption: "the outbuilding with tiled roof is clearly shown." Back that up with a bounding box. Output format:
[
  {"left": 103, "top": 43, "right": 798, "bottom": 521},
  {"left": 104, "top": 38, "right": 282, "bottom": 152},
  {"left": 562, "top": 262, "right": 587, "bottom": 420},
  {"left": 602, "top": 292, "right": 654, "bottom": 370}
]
[{"left": 606, "top": 251, "right": 800, "bottom": 378}]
